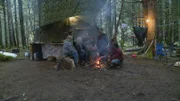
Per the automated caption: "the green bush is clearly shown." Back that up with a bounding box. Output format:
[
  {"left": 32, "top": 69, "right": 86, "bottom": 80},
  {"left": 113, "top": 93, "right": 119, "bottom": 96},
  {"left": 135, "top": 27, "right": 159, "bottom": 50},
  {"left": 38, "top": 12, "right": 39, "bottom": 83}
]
[{"left": 0, "top": 54, "right": 14, "bottom": 62}]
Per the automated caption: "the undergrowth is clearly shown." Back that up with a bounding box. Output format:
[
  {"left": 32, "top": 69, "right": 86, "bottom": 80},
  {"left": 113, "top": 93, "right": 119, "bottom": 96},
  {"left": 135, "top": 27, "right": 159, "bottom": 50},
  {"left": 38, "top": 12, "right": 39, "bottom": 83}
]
[{"left": 0, "top": 54, "right": 14, "bottom": 62}]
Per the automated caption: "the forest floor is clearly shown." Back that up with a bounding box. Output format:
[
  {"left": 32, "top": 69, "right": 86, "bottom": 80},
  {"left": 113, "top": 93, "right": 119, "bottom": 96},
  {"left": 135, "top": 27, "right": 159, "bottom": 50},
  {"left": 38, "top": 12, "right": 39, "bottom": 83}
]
[{"left": 0, "top": 57, "right": 180, "bottom": 101}]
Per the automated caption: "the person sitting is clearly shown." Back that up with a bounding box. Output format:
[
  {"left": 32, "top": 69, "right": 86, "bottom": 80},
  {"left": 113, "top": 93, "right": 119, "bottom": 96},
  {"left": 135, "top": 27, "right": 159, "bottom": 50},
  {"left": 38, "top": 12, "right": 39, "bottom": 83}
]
[
  {"left": 108, "top": 43, "right": 124, "bottom": 68},
  {"left": 97, "top": 28, "right": 109, "bottom": 56},
  {"left": 108, "top": 39, "right": 115, "bottom": 56},
  {"left": 82, "top": 32, "right": 95, "bottom": 62},
  {"left": 62, "top": 35, "right": 79, "bottom": 66},
  {"left": 75, "top": 37, "right": 87, "bottom": 65}
]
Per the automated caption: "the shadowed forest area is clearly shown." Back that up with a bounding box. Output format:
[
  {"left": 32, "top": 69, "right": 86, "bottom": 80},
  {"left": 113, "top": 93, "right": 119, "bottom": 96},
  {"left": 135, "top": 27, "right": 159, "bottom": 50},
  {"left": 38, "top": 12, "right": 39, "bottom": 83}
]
[{"left": 0, "top": 0, "right": 180, "bottom": 101}]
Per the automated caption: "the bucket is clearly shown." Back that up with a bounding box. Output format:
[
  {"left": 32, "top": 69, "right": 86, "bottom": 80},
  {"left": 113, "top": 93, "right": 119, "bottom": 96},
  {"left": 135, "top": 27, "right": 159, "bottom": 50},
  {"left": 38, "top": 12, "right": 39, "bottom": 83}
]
[{"left": 132, "top": 54, "right": 137, "bottom": 58}]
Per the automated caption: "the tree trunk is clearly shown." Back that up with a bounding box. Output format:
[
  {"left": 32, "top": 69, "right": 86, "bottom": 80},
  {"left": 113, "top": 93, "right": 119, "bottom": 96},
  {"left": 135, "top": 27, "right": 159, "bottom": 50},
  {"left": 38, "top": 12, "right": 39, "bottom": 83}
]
[
  {"left": 33, "top": 0, "right": 36, "bottom": 30},
  {"left": 113, "top": 0, "right": 117, "bottom": 37},
  {"left": 100, "top": 12, "right": 103, "bottom": 27},
  {"left": 110, "top": 0, "right": 113, "bottom": 38},
  {"left": 25, "top": 16, "right": 30, "bottom": 45},
  {"left": 143, "top": 0, "right": 157, "bottom": 42},
  {"left": 0, "top": 16, "right": 3, "bottom": 48},
  {"left": 14, "top": 0, "right": 19, "bottom": 47},
  {"left": 28, "top": 0, "right": 33, "bottom": 31},
  {"left": 162, "top": 0, "right": 166, "bottom": 43},
  {"left": 18, "top": 0, "right": 26, "bottom": 48},
  {"left": 168, "top": 0, "right": 172, "bottom": 44},
  {"left": 38, "top": 0, "right": 41, "bottom": 26},
  {"left": 3, "top": 0, "right": 8, "bottom": 47},
  {"left": 7, "top": 0, "right": 16, "bottom": 47},
  {"left": 113, "top": 0, "right": 125, "bottom": 41},
  {"left": 179, "top": 0, "right": 180, "bottom": 41}
]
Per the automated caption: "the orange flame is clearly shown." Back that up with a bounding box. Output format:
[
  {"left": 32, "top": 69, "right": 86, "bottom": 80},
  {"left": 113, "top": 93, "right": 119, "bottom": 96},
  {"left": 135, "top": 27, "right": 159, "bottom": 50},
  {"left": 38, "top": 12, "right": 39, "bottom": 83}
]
[
  {"left": 96, "top": 60, "right": 101, "bottom": 68},
  {"left": 96, "top": 61, "right": 100, "bottom": 65}
]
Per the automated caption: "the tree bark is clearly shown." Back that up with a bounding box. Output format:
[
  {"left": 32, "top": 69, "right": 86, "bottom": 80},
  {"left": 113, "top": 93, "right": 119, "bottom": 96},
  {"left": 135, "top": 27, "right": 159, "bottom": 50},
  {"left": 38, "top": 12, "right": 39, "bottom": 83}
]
[
  {"left": 143, "top": 0, "right": 157, "bottom": 42},
  {"left": 113, "top": 0, "right": 125, "bottom": 41},
  {"left": 114, "top": 0, "right": 117, "bottom": 37},
  {"left": 38, "top": 0, "right": 41, "bottom": 26},
  {"left": 18, "top": 0, "right": 26, "bottom": 48},
  {"left": 100, "top": 12, "right": 103, "bottom": 27},
  {"left": 14, "top": 0, "right": 19, "bottom": 47},
  {"left": 162, "top": 0, "right": 165, "bottom": 43},
  {"left": 3, "top": 0, "right": 8, "bottom": 47},
  {"left": 0, "top": 16, "right": 3, "bottom": 48},
  {"left": 7, "top": 0, "right": 16, "bottom": 47},
  {"left": 33, "top": 0, "right": 36, "bottom": 30},
  {"left": 168, "top": 0, "right": 172, "bottom": 44},
  {"left": 179, "top": 1, "right": 180, "bottom": 41},
  {"left": 28, "top": 0, "right": 33, "bottom": 31},
  {"left": 109, "top": 0, "right": 113, "bottom": 38}
]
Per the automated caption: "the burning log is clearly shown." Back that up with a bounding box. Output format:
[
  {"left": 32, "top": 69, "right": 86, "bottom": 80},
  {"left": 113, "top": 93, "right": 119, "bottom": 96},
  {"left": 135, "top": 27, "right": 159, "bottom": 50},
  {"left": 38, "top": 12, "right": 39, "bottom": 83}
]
[{"left": 84, "top": 55, "right": 107, "bottom": 70}]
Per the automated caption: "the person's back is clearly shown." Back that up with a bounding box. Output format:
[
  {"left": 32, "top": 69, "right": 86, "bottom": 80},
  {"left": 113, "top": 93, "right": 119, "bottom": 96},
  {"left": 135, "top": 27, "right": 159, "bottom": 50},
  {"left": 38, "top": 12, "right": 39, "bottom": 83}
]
[
  {"left": 97, "top": 28, "right": 109, "bottom": 56},
  {"left": 63, "top": 39, "right": 76, "bottom": 56},
  {"left": 62, "top": 35, "right": 79, "bottom": 65}
]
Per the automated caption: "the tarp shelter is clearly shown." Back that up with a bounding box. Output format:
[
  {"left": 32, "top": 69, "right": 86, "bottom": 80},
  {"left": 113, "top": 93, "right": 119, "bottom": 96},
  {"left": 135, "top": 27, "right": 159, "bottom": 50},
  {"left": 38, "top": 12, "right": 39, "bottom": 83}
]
[
  {"left": 30, "top": 0, "right": 107, "bottom": 60},
  {"left": 133, "top": 27, "right": 147, "bottom": 46},
  {"left": 30, "top": 17, "right": 98, "bottom": 60}
]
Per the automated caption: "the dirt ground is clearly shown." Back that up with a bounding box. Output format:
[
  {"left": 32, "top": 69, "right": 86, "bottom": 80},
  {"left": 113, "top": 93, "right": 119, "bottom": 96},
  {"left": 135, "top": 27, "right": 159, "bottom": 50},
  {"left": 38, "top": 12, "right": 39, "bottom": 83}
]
[{"left": 0, "top": 57, "right": 180, "bottom": 101}]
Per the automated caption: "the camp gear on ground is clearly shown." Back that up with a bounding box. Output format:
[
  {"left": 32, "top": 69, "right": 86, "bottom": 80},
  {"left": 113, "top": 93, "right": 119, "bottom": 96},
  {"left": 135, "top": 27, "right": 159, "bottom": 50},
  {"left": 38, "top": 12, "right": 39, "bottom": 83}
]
[
  {"left": 174, "top": 61, "right": 180, "bottom": 67},
  {"left": 156, "top": 43, "right": 166, "bottom": 56},
  {"left": 0, "top": 51, "right": 17, "bottom": 58},
  {"left": 132, "top": 54, "right": 137, "bottom": 58}
]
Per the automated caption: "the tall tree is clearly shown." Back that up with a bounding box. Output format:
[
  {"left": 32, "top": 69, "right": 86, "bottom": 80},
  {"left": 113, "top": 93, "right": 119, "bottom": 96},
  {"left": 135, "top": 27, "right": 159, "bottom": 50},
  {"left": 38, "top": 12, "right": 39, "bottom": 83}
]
[
  {"left": 113, "top": 0, "right": 117, "bottom": 37},
  {"left": 3, "top": 0, "right": 8, "bottom": 47},
  {"left": 0, "top": 16, "right": 3, "bottom": 48},
  {"left": 113, "top": 0, "right": 125, "bottom": 41},
  {"left": 14, "top": 0, "right": 19, "bottom": 47},
  {"left": 107, "top": 0, "right": 112, "bottom": 38},
  {"left": 143, "top": 0, "right": 157, "bottom": 42},
  {"left": 7, "top": 0, "right": 16, "bottom": 47},
  {"left": 18, "top": 0, "right": 26, "bottom": 48}
]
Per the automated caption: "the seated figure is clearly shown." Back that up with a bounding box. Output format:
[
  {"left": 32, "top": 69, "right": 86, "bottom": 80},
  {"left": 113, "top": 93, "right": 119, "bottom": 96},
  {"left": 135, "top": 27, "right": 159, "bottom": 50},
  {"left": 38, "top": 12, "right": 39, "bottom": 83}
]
[
  {"left": 75, "top": 37, "right": 87, "bottom": 65},
  {"left": 108, "top": 43, "right": 124, "bottom": 68},
  {"left": 62, "top": 35, "right": 79, "bottom": 66}
]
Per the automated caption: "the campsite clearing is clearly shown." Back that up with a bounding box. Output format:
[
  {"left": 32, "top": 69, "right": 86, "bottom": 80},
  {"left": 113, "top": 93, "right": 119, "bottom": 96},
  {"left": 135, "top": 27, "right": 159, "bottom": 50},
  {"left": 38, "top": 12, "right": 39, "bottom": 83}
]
[{"left": 0, "top": 58, "right": 180, "bottom": 101}]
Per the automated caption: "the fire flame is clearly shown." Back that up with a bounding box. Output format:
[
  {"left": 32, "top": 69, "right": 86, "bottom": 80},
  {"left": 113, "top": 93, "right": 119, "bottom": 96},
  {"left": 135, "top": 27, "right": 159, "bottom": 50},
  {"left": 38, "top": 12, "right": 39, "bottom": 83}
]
[
  {"left": 96, "top": 60, "right": 101, "bottom": 68},
  {"left": 96, "top": 61, "right": 100, "bottom": 65}
]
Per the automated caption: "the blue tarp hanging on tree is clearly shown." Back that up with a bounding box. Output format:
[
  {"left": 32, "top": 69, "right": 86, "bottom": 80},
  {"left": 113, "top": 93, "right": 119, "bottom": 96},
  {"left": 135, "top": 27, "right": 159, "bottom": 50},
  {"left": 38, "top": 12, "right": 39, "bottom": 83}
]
[{"left": 133, "top": 27, "right": 147, "bottom": 46}]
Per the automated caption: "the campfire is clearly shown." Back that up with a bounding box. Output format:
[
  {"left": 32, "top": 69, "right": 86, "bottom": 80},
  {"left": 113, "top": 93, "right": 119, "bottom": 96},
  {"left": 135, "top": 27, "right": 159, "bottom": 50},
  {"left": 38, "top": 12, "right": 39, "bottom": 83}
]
[
  {"left": 93, "top": 56, "right": 106, "bottom": 69},
  {"left": 95, "top": 60, "right": 101, "bottom": 68}
]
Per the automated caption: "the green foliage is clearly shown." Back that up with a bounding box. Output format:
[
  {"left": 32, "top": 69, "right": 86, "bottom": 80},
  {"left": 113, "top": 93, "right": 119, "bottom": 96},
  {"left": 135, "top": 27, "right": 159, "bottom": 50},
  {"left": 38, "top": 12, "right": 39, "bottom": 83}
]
[{"left": 0, "top": 54, "right": 14, "bottom": 62}]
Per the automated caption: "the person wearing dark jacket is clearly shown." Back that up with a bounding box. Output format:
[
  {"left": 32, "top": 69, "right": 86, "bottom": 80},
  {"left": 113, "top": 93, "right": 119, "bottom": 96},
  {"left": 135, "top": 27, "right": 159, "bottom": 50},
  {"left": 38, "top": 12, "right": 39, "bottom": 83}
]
[
  {"left": 62, "top": 35, "right": 79, "bottom": 65},
  {"left": 109, "top": 43, "right": 124, "bottom": 67},
  {"left": 97, "top": 28, "right": 109, "bottom": 57},
  {"left": 75, "top": 37, "right": 87, "bottom": 65}
]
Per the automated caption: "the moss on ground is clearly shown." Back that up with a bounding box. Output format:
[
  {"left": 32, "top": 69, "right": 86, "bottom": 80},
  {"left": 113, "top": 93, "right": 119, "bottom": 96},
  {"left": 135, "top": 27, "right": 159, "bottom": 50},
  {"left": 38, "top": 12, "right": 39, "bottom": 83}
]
[{"left": 0, "top": 54, "right": 14, "bottom": 62}]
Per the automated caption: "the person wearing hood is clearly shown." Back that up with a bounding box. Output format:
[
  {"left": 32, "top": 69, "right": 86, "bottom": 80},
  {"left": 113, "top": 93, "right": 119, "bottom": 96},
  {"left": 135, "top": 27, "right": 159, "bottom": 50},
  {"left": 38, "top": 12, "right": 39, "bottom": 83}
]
[
  {"left": 62, "top": 35, "right": 79, "bottom": 66},
  {"left": 108, "top": 43, "right": 124, "bottom": 68},
  {"left": 75, "top": 37, "right": 87, "bottom": 65},
  {"left": 97, "top": 28, "right": 109, "bottom": 56}
]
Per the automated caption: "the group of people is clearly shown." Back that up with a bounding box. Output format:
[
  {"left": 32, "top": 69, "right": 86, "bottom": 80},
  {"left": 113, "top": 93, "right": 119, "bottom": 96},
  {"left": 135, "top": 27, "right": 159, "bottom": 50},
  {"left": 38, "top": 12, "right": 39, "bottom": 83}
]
[{"left": 62, "top": 28, "right": 124, "bottom": 68}]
